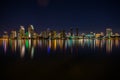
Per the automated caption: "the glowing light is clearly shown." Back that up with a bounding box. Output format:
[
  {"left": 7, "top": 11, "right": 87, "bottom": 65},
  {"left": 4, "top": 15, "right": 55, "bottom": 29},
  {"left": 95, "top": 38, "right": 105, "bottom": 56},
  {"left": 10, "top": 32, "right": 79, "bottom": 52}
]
[
  {"left": 3, "top": 40, "right": 7, "bottom": 53},
  {"left": 115, "top": 39, "right": 119, "bottom": 47},
  {"left": 30, "top": 25, "right": 34, "bottom": 30},
  {"left": 29, "top": 40, "right": 31, "bottom": 49},
  {"left": 33, "top": 40, "right": 37, "bottom": 47},
  {"left": 53, "top": 40, "right": 56, "bottom": 51},
  {"left": 21, "top": 45, "right": 25, "bottom": 58},
  {"left": 15, "top": 40, "right": 17, "bottom": 52},
  {"left": 106, "top": 39, "right": 112, "bottom": 53},
  {"left": 47, "top": 47, "right": 50, "bottom": 54},
  {"left": 96, "top": 39, "right": 100, "bottom": 47},
  {"left": 20, "top": 26, "right": 25, "bottom": 30},
  {"left": 31, "top": 46, "right": 34, "bottom": 59},
  {"left": 25, "top": 40, "right": 29, "bottom": 49}
]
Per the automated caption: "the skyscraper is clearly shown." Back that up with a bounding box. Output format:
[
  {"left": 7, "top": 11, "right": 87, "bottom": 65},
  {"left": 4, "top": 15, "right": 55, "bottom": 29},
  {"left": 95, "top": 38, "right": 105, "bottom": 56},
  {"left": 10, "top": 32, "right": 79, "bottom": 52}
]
[
  {"left": 106, "top": 28, "right": 112, "bottom": 38},
  {"left": 18, "top": 26, "right": 25, "bottom": 39},
  {"left": 28, "top": 25, "right": 34, "bottom": 38},
  {"left": 10, "top": 31, "right": 17, "bottom": 39}
]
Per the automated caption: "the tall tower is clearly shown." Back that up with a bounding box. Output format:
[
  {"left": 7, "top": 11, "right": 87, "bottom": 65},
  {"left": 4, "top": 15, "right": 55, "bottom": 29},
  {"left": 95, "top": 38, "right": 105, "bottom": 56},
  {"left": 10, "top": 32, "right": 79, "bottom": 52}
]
[
  {"left": 106, "top": 28, "right": 112, "bottom": 38},
  {"left": 28, "top": 25, "right": 34, "bottom": 38},
  {"left": 19, "top": 26, "right": 25, "bottom": 39}
]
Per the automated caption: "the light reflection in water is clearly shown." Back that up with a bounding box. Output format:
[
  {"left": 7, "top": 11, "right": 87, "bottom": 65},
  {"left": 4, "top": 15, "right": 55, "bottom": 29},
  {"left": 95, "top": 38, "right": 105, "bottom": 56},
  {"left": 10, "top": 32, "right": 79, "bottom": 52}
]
[
  {"left": 47, "top": 40, "right": 51, "bottom": 54},
  {"left": 3, "top": 39, "right": 8, "bottom": 54},
  {"left": 1, "top": 39, "right": 120, "bottom": 57},
  {"left": 115, "top": 39, "right": 119, "bottom": 48},
  {"left": 96, "top": 39, "right": 100, "bottom": 48},
  {"left": 106, "top": 39, "right": 113, "bottom": 53},
  {"left": 20, "top": 40, "right": 25, "bottom": 58},
  {"left": 31, "top": 46, "right": 34, "bottom": 59},
  {"left": 10, "top": 40, "right": 17, "bottom": 53},
  {"left": 29, "top": 40, "right": 31, "bottom": 49}
]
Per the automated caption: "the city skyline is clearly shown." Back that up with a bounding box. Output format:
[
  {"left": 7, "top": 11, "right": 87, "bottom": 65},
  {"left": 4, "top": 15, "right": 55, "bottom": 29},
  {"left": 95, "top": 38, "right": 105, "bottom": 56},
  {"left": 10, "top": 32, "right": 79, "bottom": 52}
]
[
  {"left": 0, "top": 24, "right": 119, "bottom": 34},
  {"left": 1, "top": 25, "right": 120, "bottom": 40}
]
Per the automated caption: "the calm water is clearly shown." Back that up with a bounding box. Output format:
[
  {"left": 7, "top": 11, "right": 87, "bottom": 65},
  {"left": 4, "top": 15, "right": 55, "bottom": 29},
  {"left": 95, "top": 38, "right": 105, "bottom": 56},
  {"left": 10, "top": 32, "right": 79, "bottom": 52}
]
[{"left": 0, "top": 39, "right": 120, "bottom": 80}]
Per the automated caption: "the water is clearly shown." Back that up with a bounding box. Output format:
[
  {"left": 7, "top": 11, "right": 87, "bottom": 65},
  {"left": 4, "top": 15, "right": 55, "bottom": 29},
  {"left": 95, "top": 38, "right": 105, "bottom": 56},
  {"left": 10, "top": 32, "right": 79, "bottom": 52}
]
[{"left": 0, "top": 39, "right": 120, "bottom": 80}]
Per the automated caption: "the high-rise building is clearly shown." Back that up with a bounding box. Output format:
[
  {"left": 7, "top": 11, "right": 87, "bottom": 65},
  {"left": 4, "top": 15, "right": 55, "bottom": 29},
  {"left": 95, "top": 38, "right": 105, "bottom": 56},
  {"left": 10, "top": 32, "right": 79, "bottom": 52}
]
[
  {"left": 18, "top": 26, "right": 25, "bottom": 39},
  {"left": 100, "top": 32, "right": 104, "bottom": 36},
  {"left": 10, "top": 31, "right": 17, "bottom": 39},
  {"left": 28, "top": 25, "right": 34, "bottom": 38},
  {"left": 106, "top": 28, "right": 112, "bottom": 38},
  {"left": 3, "top": 31, "right": 9, "bottom": 39}
]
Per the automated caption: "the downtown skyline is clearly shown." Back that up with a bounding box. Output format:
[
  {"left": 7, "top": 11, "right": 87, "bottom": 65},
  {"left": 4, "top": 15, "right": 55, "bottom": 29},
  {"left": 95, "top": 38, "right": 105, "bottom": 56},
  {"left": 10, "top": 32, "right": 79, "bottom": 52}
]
[{"left": 1, "top": 25, "right": 120, "bottom": 40}]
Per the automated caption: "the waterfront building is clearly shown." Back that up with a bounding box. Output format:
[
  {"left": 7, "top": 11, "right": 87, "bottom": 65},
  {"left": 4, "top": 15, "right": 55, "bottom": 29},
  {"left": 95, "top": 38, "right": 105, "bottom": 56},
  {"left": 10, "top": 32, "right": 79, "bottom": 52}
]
[
  {"left": 100, "top": 32, "right": 104, "bottom": 36},
  {"left": 18, "top": 26, "right": 25, "bottom": 39},
  {"left": 28, "top": 25, "right": 34, "bottom": 38},
  {"left": 106, "top": 28, "right": 113, "bottom": 38},
  {"left": 10, "top": 31, "right": 17, "bottom": 39},
  {"left": 3, "top": 31, "right": 9, "bottom": 39},
  {"left": 95, "top": 33, "right": 101, "bottom": 38},
  {"left": 115, "top": 33, "right": 120, "bottom": 37}
]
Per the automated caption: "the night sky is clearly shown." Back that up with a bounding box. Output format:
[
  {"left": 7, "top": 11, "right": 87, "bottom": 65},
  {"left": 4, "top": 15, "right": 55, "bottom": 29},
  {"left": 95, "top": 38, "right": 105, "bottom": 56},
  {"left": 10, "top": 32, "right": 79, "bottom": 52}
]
[{"left": 0, "top": 0, "right": 120, "bottom": 34}]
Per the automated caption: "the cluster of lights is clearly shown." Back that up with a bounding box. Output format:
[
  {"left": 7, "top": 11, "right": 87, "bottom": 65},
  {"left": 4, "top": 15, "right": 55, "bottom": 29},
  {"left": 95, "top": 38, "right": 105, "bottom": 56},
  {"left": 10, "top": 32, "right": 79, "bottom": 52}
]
[{"left": 1, "top": 25, "right": 120, "bottom": 39}]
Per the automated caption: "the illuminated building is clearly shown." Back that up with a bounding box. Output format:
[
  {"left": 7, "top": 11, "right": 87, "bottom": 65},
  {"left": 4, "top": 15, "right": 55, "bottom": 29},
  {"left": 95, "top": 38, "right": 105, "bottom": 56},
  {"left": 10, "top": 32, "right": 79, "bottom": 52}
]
[
  {"left": 60, "top": 30, "right": 66, "bottom": 39},
  {"left": 28, "top": 25, "right": 34, "bottom": 38},
  {"left": 50, "top": 30, "right": 55, "bottom": 39},
  {"left": 115, "top": 33, "right": 120, "bottom": 37},
  {"left": 95, "top": 33, "right": 101, "bottom": 38},
  {"left": 41, "top": 31, "right": 47, "bottom": 39},
  {"left": 100, "top": 32, "right": 104, "bottom": 36},
  {"left": 81, "top": 33, "right": 85, "bottom": 38},
  {"left": 32, "top": 32, "right": 38, "bottom": 39},
  {"left": 3, "top": 31, "right": 9, "bottom": 39},
  {"left": 10, "top": 31, "right": 17, "bottom": 39},
  {"left": 18, "top": 26, "right": 25, "bottom": 39},
  {"left": 85, "top": 32, "right": 95, "bottom": 39},
  {"left": 106, "top": 28, "right": 112, "bottom": 38}
]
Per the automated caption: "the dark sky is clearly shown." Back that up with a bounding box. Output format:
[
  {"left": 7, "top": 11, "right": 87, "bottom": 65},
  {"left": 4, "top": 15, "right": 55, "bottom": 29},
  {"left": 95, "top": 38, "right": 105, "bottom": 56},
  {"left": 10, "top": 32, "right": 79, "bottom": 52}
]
[{"left": 0, "top": 0, "right": 120, "bottom": 33}]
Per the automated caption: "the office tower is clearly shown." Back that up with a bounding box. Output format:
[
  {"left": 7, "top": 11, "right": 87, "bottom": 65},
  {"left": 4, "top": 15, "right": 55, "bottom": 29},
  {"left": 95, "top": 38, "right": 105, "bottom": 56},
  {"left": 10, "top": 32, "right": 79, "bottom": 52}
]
[
  {"left": 19, "top": 26, "right": 25, "bottom": 39},
  {"left": 28, "top": 25, "right": 34, "bottom": 38},
  {"left": 3, "top": 31, "right": 9, "bottom": 39},
  {"left": 100, "top": 32, "right": 104, "bottom": 36},
  {"left": 106, "top": 28, "right": 112, "bottom": 38},
  {"left": 10, "top": 31, "right": 17, "bottom": 39},
  {"left": 60, "top": 29, "right": 66, "bottom": 39}
]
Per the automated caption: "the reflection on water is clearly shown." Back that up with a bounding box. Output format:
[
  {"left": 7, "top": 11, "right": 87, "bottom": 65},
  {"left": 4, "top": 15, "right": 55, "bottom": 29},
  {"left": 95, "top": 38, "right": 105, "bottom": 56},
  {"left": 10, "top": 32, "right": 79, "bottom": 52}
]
[
  {"left": 0, "top": 39, "right": 120, "bottom": 58},
  {"left": 3, "top": 39, "right": 8, "bottom": 54}
]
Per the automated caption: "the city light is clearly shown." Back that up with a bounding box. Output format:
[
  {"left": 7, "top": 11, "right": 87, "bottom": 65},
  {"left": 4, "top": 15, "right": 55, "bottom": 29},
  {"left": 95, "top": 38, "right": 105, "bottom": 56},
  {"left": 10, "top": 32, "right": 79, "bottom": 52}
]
[{"left": 0, "top": 26, "right": 120, "bottom": 40}]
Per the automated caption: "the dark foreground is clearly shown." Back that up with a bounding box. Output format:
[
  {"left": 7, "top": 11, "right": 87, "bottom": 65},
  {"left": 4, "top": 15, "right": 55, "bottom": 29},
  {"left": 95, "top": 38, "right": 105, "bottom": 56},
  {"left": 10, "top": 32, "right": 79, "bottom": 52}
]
[
  {"left": 1, "top": 54, "right": 120, "bottom": 80},
  {"left": 0, "top": 39, "right": 120, "bottom": 80}
]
